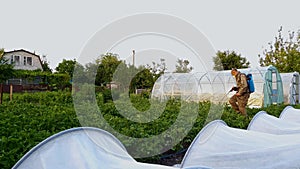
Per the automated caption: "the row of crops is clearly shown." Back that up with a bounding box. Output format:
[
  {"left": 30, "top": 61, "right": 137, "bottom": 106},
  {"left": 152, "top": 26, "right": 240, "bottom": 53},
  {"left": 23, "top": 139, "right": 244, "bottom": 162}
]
[{"left": 0, "top": 91, "right": 291, "bottom": 168}]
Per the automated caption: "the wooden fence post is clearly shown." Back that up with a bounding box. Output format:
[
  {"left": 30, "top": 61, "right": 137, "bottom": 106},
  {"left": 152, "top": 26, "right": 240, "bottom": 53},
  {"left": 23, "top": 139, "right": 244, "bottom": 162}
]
[{"left": 10, "top": 84, "right": 13, "bottom": 101}]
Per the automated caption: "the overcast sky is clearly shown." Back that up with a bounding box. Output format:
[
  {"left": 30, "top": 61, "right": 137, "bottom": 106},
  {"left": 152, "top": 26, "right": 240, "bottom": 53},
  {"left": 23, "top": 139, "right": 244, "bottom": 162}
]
[{"left": 1, "top": 0, "right": 300, "bottom": 71}]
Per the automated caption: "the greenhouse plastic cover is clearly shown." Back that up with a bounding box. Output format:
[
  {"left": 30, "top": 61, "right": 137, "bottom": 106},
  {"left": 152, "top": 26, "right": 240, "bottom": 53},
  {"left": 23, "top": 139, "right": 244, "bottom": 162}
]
[
  {"left": 280, "top": 106, "right": 300, "bottom": 123},
  {"left": 280, "top": 72, "right": 300, "bottom": 105},
  {"left": 180, "top": 120, "right": 300, "bottom": 169},
  {"left": 12, "top": 127, "right": 178, "bottom": 169},
  {"left": 247, "top": 111, "right": 300, "bottom": 134},
  {"left": 151, "top": 66, "right": 285, "bottom": 107}
]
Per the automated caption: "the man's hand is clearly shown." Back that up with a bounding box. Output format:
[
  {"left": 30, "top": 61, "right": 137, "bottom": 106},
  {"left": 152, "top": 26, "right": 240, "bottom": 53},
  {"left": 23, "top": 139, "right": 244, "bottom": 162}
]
[
  {"left": 235, "top": 93, "right": 241, "bottom": 96},
  {"left": 230, "top": 86, "right": 238, "bottom": 92}
]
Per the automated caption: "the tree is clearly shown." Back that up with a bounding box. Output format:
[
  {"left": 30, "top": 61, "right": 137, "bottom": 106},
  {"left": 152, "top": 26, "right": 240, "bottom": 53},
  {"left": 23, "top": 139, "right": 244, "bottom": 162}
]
[
  {"left": 0, "top": 49, "right": 15, "bottom": 83},
  {"left": 0, "top": 49, "right": 3, "bottom": 58},
  {"left": 130, "top": 65, "right": 155, "bottom": 92},
  {"left": 175, "top": 59, "right": 193, "bottom": 73},
  {"left": 259, "top": 27, "right": 300, "bottom": 73},
  {"left": 213, "top": 50, "right": 250, "bottom": 70},
  {"left": 72, "top": 62, "right": 86, "bottom": 84},
  {"left": 94, "top": 53, "right": 122, "bottom": 86},
  {"left": 55, "top": 59, "right": 77, "bottom": 78},
  {"left": 146, "top": 58, "right": 167, "bottom": 81},
  {"left": 0, "top": 49, "right": 15, "bottom": 104},
  {"left": 41, "top": 55, "right": 52, "bottom": 73}
]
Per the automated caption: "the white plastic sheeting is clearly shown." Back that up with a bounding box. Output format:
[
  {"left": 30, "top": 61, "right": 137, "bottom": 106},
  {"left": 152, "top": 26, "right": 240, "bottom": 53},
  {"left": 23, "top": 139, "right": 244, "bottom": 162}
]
[
  {"left": 151, "top": 73, "right": 200, "bottom": 101},
  {"left": 151, "top": 72, "right": 227, "bottom": 102},
  {"left": 151, "top": 66, "right": 285, "bottom": 107},
  {"left": 247, "top": 111, "right": 300, "bottom": 134},
  {"left": 280, "top": 106, "right": 300, "bottom": 123},
  {"left": 180, "top": 120, "right": 300, "bottom": 169},
  {"left": 12, "top": 127, "right": 176, "bottom": 169},
  {"left": 280, "top": 72, "right": 300, "bottom": 105},
  {"left": 151, "top": 71, "right": 231, "bottom": 102}
]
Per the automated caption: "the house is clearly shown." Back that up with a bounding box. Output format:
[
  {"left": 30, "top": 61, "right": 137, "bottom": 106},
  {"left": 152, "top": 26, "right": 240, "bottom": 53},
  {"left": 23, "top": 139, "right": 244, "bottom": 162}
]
[
  {"left": 2, "top": 49, "right": 43, "bottom": 70},
  {"left": 106, "top": 81, "right": 119, "bottom": 89}
]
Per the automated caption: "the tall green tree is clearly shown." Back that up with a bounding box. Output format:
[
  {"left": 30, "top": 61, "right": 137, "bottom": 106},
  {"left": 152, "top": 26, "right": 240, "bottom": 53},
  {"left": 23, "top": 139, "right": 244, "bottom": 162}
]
[
  {"left": 174, "top": 59, "right": 193, "bottom": 73},
  {"left": 259, "top": 27, "right": 300, "bottom": 73},
  {"left": 55, "top": 59, "right": 77, "bottom": 78},
  {"left": 213, "top": 50, "right": 250, "bottom": 70},
  {"left": 113, "top": 60, "right": 162, "bottom": 93},
  {"left": 0, "top": 49, "right": 3, "bottom": 58},
  {"left": 41, "top": 55, "right": 52, "bottom": 73},
  {"left": 86, "top": 53, "right": 166, "bottom": 93},
  {"left": 0, "top": 49, "right": 15, "bottom": 104},
  {"left": 113, "top": 63, "right": 155, "bottom": 93},
  {"left": 0, "top": 49, "right": 14, "bottom": 83},
  {"left": 93, "top": 53, "right": 122, "bottom": 86},
  {"left": 72, "top": 62, "right": 86, "bottom": 84},
  {"left": 130, "top": 66, "right": 155, "bottom": 92},
  {"left": 146, "top": 58, "right": 167, "bottom": 81}
]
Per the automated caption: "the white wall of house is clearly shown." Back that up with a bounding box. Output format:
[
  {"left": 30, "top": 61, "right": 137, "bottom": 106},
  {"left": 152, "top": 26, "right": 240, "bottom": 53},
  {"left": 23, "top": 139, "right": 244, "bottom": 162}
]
[{"left": 3, "top": 50, "right": 43, "bottom": 70}]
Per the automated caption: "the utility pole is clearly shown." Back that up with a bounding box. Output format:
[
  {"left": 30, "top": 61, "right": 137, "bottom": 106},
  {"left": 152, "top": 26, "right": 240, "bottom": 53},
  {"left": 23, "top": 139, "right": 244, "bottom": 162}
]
[{"left": 132, "top": 50, "right": 135, "bottom": 67}]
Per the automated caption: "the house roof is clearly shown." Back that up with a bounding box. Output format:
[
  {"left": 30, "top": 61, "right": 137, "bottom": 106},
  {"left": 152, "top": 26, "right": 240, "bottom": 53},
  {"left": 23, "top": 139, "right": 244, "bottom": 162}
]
[{"left": 3, "top": 49, "right": 43, "bottom": 69}]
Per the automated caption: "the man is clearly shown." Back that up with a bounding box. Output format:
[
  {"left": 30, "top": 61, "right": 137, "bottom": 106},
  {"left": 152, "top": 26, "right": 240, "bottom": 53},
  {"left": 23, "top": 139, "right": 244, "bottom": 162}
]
[{"left": 229, "top": 68, "right": 250, "bottom": 116}]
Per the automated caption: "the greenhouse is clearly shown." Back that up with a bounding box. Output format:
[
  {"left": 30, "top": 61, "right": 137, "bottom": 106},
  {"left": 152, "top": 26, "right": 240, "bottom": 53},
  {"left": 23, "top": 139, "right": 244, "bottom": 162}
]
[
  {"left": 151, "top": 65, "right": 285, "bottom": 107},
  {"left": 280, "top": 72, "right": 300, "bottom": 105}
]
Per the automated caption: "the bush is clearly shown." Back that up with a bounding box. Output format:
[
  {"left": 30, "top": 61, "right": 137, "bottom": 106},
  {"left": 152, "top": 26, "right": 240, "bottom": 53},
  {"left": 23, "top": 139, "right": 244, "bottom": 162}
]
[{"left": 12, "top": 70, "right": 71, "bottom": 91}]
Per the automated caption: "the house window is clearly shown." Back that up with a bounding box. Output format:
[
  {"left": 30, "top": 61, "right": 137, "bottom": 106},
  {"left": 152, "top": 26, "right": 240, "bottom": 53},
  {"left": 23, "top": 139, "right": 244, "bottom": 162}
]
[
  {"left": 10, "top": 55, "right": 13, "bottom": 64},
  {"left": 14, "top": 55, "right": 20, "bottom": 65},
  {"left": 27, "top": 57, "right": 32, "bottom": 66},
  {"left": 24, "top": 56, "right": 26, "bottom": 65}
]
